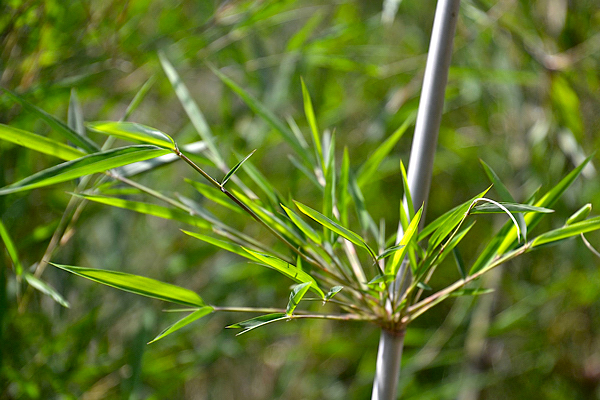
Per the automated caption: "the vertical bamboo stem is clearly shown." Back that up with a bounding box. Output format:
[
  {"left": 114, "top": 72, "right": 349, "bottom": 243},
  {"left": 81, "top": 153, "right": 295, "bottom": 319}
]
[{"left": 372, "top": 0, "right": 461, "bottom": 398}]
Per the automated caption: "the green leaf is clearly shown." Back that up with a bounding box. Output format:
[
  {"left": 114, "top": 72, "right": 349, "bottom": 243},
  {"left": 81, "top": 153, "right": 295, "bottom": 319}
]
[
  {"left": 87, "top": 121, "right": 176, "bottom": 151},
  {"left": 325, "top": 286, "right": 343, "bottom": 300},
  {"left": 158, "top": 52, "right": 221, "bottom": 164},
  {"left": 480, "top": 160, "right": 514, "bottom": 202},
  {"left": 208, "top": 64, "right": 309, "bottom": 163},
  {"left": 449, "top": 288, "right": 494, "bottom": 297},
  {"left": 2, "top": 88, "right": 100, "bottom": 153},
  {"left": 226, "top": 313, "right": 288, "bottom": 336},
  {"left": 453, "top": 248, "right": 466, "bottom": 279},
  {"left": 24, "top": 273, "right": 70, "bottom": 308},
  {"left": 0, "top": 219, "right": 23, "bottom": 275},
  {"left": 243, "top": 249, "right": 325, "bottom": 298},
  {"left": 0, "top": 145, "right": 170, "bottom": 195},
  {"left": 286, "top": 282, "right": 312, "bottom": 316},
  {"left": 566, "top": 203, "right": 592, "bottom": 225},
  {"left": 301, "top": 78, "right": 323, "bottom": 166},
  {"left": 400, "top": 160, "right": 414, "bottom": 219},
  {"left": 470, "top": 202, "right": 553, "bottom": 214},
  {"left": 123, "top": 75, "right": 156, "bottom": 122},
  {"left": 377, "top": 245, "right": 405, "bottom": 260},
  {"left": 68, "top": 88, "right": 85, "bottom": 136},
  {"left": 181, "top": 230, "right": 262, "bottom": 262},
  {"left": 0, "top": 123, "right": 86, "bottom": 161},
  {"left": 368, "top": 274, "right": 395, "bottom": 285},
  {"left": 186, "top": 179, "right": 241, "bottom": 214},
  {"left": 357, "top": 113, "right": 415, "bottom": 188},
  {"left": 530, "top": 216, "right": 600, "bottom": 248},
  {"left": 148, "top": 306, "right": 214, "bottom": 344},
  {"left": 221, "top": 150, "right": 256, "bottom": 187},
  {"left": 294, "top": 200, "right": 376, "bottom": 259},
  {"left": 52, "top": 263, "right": 205, "bottom": 307},
  {"left": 339, "top": 148, "right": 350, "bottom": 226},
  {"left": 72, "top": 193, "right": 211, "bottom": 229},
  {"left": 416, "top": 282, "right": 432, "bottom": 291},
  {"left": 281, "top": 204, "right": 322, "bottom": 244},
  {"left": 387, "top": 207, "right": 423, "bottom": 276}
]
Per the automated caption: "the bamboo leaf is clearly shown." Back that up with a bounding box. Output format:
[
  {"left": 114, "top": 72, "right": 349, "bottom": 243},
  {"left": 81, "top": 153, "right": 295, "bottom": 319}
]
[
  {"left": 325, "top": 286, "right": 343, "bottom": 300},
  {"left": 181, "top": 230, "right": 262, "bottom": 262},
  {"left": 87, "top": 121, "right": 176, "bottom": 151},
  {"left": 221, "top": 149, "right": 256, "bottom": 187},
  {"left": 301, "top": 78, "right": 323, "bottom": 166},
  {"left": 208, "top": 64, "right": 309, "bottom": 162},
  {"left": 24, "top": 273, "right": 70, "bottom": 308},
  {"left": 116, "top": 142, "right": 207, "bottom": 178},
  {"left": 339, "top": 148, "right": 350, "bottom": 226},
  {"left": 530, "top": 216, "right": 600, "bottom": 248},
  {"left": 357, "top": 113, "right": 415, "bottom": 188},
  {"left": 449, "top": 288, "right": 494, "bottom": 297},
  {"left": 400, "top": 161, "right": 414, "bottom": 219},
  {"left": 480, "top": 160, "right": 514, "bottom": 202},
  {"left": 243, "top": 248, "right": 325, "bottom": 298},
  {"left": 2, "top": 88, "right": 100, "bottom": 153},
  {"left": 158, "top": 52, "right": 221, "bottom": 163},
  {"left": 226, "top": 313, "right": 288, "bottom": 336},
  {"left": 281, "top": 204, "right": 322, "bottom": 244},
  {"left": 123, "top": 75, "right": 156, "bottom": 122},
  {"left": 377, "top": 245, "right": 405, "bottom": 260},
  {"left": 387, "top": 207, "right": 423, "bottom": 276},
  {"left": 52, "top": 263, "right": 205, "bottom": 307},
  {"left": 186, "top": 179, "right": 241, "bottom": 214},
  {"left": 566, "top": 203, "right": 592, "bottom": 225},
  {"left": 149, "top": 306, "right": 214, "bottom": 344},
  {"left": 0, "top": 220, "right": 23, "bottom": 275},
  {"left": 0, "top": 145, "right": 170, "bottom": 195},
  {"left": 68, "top": 88, "right": 85, "bottom": 136},
  {"left": 286, "top": 282, "right": 312, "bottom": 316},
  {"left": 72, "top": 193, "right": 211, "bottom": 229},
  {"left": 453, "top": 248, "right": 466, "bottom": 279},
  {"left": 470, "top": 202, "right": 553, "bottom": 214},
  {"left": 0, "top": 123, "right": 86, "bottom": 161},
  {"left": 294, "top": 200, "right": 376, "bottom": 259}
]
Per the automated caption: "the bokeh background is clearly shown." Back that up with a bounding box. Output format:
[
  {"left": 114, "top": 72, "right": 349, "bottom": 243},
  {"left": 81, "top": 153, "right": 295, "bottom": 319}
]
[{"left": 1, "top": 0, "right": 600, "bottom": 398}]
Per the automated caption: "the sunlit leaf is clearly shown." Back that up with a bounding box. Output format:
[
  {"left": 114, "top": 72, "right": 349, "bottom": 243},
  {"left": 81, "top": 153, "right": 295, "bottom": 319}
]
[
  {"left": 2, "top": 88, "right": 100, "bottom": 153},
  {"left": 24, "top": 273, "right": 70, "bottom": 308},
  {"left": 0, "top": 145, "right": 170, "bottom": 196},
  {"left": 301, "top": 77, "right": 323, "bottom": 166},
  {"left": 181, "top": 230, "right": 262, "bottom": 262},
  {"left": 566, "top": 203, "right": 592, "bottom": 225},
  {"left": 221, "top": 150, "right": 256, "bottom": 187},
  {"left": 325, "top": 286, "right": 344, "bottom": 300},
  {"left": 226, "top": 313, "right": 288, "bottom": 336},
  {"left": 377, "top": 245, "right": 405, "bottom": 260},
  {"left": 530, "top": 216, "right": 600, "bottom": 248},
  {"left": 0, "top": 123, "right": 86, "bottom": 161},
  {"left": 470, "top": 202, "right": 553, "bottom": 214},
  {"left": 294, "top": 200, "right": 376, "bottom": 259},
  {"left": 73, "top": 193, "right": 211, "bottom": 229},
  {"left": 149, "top": 306, "right": 214, "bottom": 344},
  {"left": 87, "top": 121, "right": 176, "bottom": 151},
  {"left": 286, "top": 282, "right": 312, "bottom": 316},
  {"left": 281, "top": 204, "right": 322, "bottom": 244},
  {"left": 387, "top": 207, "right": 423, "bottom": 276},
  {"left": 52, "top": 263, "right": 205, "bottom": 307},
  {"left": 243, "top": 248, "right": 324, "bottom": 298},
  {"left": 0, "top": 220, "right": 23, "bottom": 275}
]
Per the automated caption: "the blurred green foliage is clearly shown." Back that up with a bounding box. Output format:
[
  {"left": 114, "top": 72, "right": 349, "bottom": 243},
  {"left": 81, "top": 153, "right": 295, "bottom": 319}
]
[{"left": 1, "top": 0, "right": 600, "bottom": 398}]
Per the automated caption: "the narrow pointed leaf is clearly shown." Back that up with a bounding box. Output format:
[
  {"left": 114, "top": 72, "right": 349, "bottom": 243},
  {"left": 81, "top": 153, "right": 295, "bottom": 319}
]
[
  {"left": 149, "top": 306, "right": 214, "bottom": 344},
  {"left": 325, "top": 286, "right": 343, "bottom": 300},
  {"left": 416, "top": 282, "right": 432, "bottom": 291},
  {"left": 0, "top": 124, "right": 86, "bottom": 161},
  {"left": 123, "top": 75, "right": 156, "bottom": 122},
  {"left": 377, "top": 245, "right": 405, "bottom": 260},
  {"left": 221, "top": 149, "right": 256, "bottom": 187},
  {"left": 226, "top": 313, "right": 287, "bottom": 336},
  {"left": 87, "top": 121, "right": 176, "bottom": 151},
  {"left": 24, "top": 273, "right": 70, "bottom": 308},
  {"left": 449, "top": 288, "right": 494, "bottom": 297},
  {"left": 281, "top": 204, "right": 322, "bottom": 244},
  {"left": 339, "top": 148, "right": 350, "bottom": 226},
  {"left": 181, "top": 230, "right": 262, "bottom": 262},
  {"left": 301, "top": 78, "right": 323, "bottom": 166},
  {"left": 286, "top": 282, "right": 312, "bottom": 316},
  {"left": 2, "top": 88, "right": 99, "bottom": 153},
  {"left": 244, "top": 249, "right": 324, "bottom": 298},
  {"left": 453, "top": 247, "right": 466, "bottom": 279},
  {"left": 0, "top": 145, "right": 170, "bottom": 195},
  {"left": 68, "top": 88, "right": 85, "bottom": 136},
  {"left": 388, "top": 207, "right": 423, "bottom": 275},
  {"left": 0, "top": 220, "right": 23, "bottom": 275},
  {"left": 158, "top": 52, "right": 221, "bottom": 162},
  {"left": 530, "top": 216, "right": 600, "bottom": 248},
  {"left": 470, "top": 202, "right": 553, "bottom": 214},
  {"left": 400, "top": 160, "right": 414, "bottom": 218},
  {"left": 186, "top": 179, "right": 241, "bottom": 214},
  {"left": 294, "top": 201, "right": 376, "bottom": 258},
  {"left": 368, "top": 274, "right": 395, "bottom": 285},
  {"left": 72, "top": 193, "right": 211, "bottom": 229},
  {"left": 566, "top": 203, "right": 592, "bottom": 225},
  {"left": 52, "top": 263, "right": 205, "bottom": 307},
  {"left": 480, "top": 160, "right": 514, "bottom": 202},
  {"left": 357, "top": 113, "right": 415, "bottom": 188},
  {"left": 208, "top": 64, "right": 309, "bottom": 162}
]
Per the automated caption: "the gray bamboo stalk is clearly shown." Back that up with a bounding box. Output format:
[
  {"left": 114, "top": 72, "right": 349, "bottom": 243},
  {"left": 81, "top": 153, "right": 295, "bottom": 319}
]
[{"left": 371, "top": 0, "right": 461, "bottom": 399}]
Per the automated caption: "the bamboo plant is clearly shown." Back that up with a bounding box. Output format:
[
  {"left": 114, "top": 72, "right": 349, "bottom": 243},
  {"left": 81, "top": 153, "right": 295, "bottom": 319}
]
[{"left": 1, "top": 52, "right": 599, "bottom": 400}]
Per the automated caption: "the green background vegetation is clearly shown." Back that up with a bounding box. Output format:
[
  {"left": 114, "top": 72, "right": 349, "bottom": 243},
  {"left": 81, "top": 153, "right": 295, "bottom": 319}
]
[{"left": 1, "top": 0, "right": 600, "bottom": 398}]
